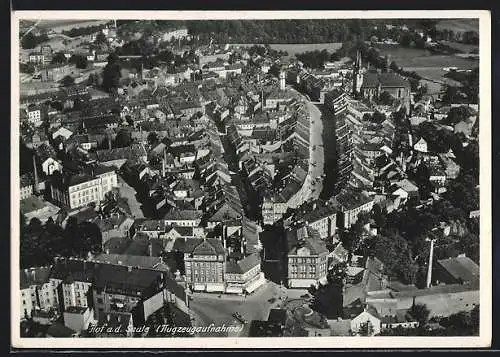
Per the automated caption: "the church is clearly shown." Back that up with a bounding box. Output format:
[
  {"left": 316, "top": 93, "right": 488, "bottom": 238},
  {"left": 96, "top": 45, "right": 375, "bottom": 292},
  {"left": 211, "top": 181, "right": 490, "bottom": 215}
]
[{"left": 352, "top": 51, "right": 411, "bottom": 114}]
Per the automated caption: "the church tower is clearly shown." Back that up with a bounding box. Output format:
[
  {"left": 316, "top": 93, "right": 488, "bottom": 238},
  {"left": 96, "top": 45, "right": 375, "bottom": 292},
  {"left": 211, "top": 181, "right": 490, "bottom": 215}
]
[
  {"left": 353, "top": 50, "right": 363, "bottom": 97},
  {"left": 279, "top": 70, "right": 286, "bottom": 91}
]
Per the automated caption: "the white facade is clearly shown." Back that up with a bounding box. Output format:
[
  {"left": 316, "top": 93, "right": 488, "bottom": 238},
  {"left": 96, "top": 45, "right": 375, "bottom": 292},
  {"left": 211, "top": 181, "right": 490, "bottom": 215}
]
[{"left": 42, "top": 157, "right": 63, "bottom": 176}]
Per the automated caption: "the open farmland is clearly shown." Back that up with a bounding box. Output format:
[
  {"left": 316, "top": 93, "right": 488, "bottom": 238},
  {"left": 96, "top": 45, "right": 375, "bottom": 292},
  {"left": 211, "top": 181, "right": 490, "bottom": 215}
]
[
  {"left": 37, "top": 20, "right": 110, "bottom": 33},
  {"left": 435, "top": 18, "right": 479, "bottom": 33},
  {"left": 230, "top": 43, "right": 343, "bottom": 57}
]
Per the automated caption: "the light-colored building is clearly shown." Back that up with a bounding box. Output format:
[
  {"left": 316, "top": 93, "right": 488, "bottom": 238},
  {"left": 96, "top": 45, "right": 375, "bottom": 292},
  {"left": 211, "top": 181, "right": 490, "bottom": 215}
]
[
  {"left": 225, "top": 253, "right": 266, "bottom": 295},
  {"left": 175, "top": 238, "right": 226, "bottom": 292},
  {"left": 50, "top": 166, "right": 118, "bottom": 210},
  {"left": 63, "top": 306, "right": 93, "bottom": 334},
  {"left": 287, "top": 226, "right": 329, "bottom": 288}
]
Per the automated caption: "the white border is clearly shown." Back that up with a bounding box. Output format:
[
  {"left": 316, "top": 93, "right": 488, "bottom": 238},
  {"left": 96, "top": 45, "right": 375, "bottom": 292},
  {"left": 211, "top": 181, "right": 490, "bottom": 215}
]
[{"left": 11, "top": 10, "right": 491, "bottom": 349}]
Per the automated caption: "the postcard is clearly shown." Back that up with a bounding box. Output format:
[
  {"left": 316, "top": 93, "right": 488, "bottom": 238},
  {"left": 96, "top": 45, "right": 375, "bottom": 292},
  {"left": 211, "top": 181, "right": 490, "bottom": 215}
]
[{"left": 11, "top": 10, "right": 491, "bottom": 349}]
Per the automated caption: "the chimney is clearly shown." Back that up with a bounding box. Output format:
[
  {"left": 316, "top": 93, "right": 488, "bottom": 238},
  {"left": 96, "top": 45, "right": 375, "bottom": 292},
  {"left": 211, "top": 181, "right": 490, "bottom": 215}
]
[
  {"left": 162, "top": 148, "right": 166, "bottom": 177},
  {"left": 32, "top": 154, "right": 39, "bottom": 194}
]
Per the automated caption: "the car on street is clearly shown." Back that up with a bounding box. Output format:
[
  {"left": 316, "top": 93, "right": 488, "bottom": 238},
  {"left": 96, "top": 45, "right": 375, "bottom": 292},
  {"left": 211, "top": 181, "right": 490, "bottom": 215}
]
[{"left": 232, "top": 312, "right": 247, "bottom": 324}]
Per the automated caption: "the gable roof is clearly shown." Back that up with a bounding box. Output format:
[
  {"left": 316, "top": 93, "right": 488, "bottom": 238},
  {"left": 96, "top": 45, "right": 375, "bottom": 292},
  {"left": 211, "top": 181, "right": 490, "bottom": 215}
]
[{"left": 437, "top": 256, "right": 479, "bottom": 284}]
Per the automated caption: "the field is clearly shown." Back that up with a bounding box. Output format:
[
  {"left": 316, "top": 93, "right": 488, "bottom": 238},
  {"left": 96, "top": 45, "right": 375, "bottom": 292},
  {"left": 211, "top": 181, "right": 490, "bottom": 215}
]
[
  {"left": 439, "top": 40, "right": 478, "bottom": 54},
  {"left": 230, "top": 43, "right": 343, "bottom": 57},
  {"left": 37, "top": 20, "right": 110, "bottom": 33},
  {"left": 376, "top": 45, "right": 478, "bottom": 69},
  {"left": 435, "top": 18, "right": 479, "bottom": 33},
  {"left": 375, "top": 44, "right": 478, "bottom": 95}
]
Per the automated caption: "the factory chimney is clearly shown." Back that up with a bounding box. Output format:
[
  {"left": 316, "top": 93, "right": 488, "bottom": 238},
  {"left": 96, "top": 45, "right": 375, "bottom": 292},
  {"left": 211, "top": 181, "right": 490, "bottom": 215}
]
[{"left": 32, "top": 154, "right": 39, "bottom": 194}]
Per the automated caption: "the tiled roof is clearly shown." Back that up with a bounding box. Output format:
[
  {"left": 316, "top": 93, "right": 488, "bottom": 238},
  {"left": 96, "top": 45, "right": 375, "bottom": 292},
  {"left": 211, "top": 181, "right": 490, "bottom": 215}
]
[{"left": 437, "top": 256, "right": 479, "bottom": 284}]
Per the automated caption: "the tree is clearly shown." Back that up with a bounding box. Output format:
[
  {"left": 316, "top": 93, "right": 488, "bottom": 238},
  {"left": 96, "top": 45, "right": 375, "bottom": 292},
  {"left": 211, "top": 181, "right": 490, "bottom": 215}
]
[
  {"left": 147, "top": 132, "right": 159, "bottom": 147},
  {"left": 95, "top": 31, "right": 107, "bottom": 45},
  {"left": 21, "top": 32, "right": 49, "bottom": 49},
  {"left": 114, "top": 128, "right": 133, "bottom": 148},
  {"left": 408, "top": 303, "right": 430, "bottom": 327},
  {"left": 61, "top": 75, "right": 75, "bottom": 87},
  {"left": 358, "top": 321, "right": 374, "bottom": 336},
  {"left": 371, "top": 111, "right": 386, "bottom": 124},
  {"left": 51, "top": 52, "right": 67, "bottom": 65},
  {"left": 87, "top": 72, "right": 101, "bottom": 87},
  {"left": 69, "top": 54, "right": 88, "bottom": 69},
  {"left": 378, "top": 91, "right": 394, "bottom": 106},
  {"left": 102, "top": 53, "right": 122, "bottom": 93}
]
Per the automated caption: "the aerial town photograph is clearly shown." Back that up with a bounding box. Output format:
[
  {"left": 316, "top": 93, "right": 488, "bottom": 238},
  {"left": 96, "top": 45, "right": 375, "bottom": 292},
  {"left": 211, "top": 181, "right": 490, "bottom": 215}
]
[{"left": 15, "top": 15, "right": 482, "bottom": 341}]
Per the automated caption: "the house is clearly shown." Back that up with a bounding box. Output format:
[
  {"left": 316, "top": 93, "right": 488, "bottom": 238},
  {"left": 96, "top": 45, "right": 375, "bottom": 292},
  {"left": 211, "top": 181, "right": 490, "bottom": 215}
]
[
  {"left": 26, "top": 105, "right": 44, "bottom": 126},
  {"left": 380, "top": 309, "right": 419, "bottom": 330},
  {"left": 433, "top": 255, "right": 480, "bottom": 285},
  {"left": 93, "top": 311, "right": 134, "bottom": 337},
  {"left": 296, "top": 200, "right": 338, "bottom": 241},
  {"left": 173, "top": 238, "right": 226, "bottom": 292},
  {"left": 20, "top": 266, "right": 55, "bottom": 318},
  {"left": 20, "top": 196, "right": 61, "bottom": 224},
  {"left": 92, "top": 263, "right": 188, "bottom": 324},
  {"left": 335, "top": 190, "right": 374, "bottom": 229},
  {"left": 164, "top": 209, "right": 203, "bottom": 227},
  {"left": 52, "top": 127, "right": 73, "bottom": 141},
  {"left": 349, "top": 306, "right": 381, "bottom": 336},
  {"left": 224, "top": 253, "right": 266, "bottom": 295},
  {"left": 63, "top": 306, "right": 94, "bottom": 334},
  {"left": 50, "top": 166, "right": 118, "bottom": 210},
  {"left": 20, "top": 173, "right": 34, "bottom": 200},
  {"left": 286, "top": 226, "right": 329, "bottom": 288},
  {"left": 413, "top": 137, "right": 428, "bottom": 153}
]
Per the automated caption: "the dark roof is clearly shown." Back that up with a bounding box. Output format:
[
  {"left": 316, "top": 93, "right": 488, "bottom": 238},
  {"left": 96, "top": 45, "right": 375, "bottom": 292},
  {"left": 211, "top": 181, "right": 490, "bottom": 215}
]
[
  {"left": 65, "top": 306, "right": 89, "bottom": 314},
  {"left": 437, "top": 256, "right": 479, "bottom": 284},
  {"left": 361, "top": 72, "right": 410, "bottom": 89},
  {"left": 97, "top": 311, "right": 132, "bottom": 332},
  {"left": 268, "top": 309, "right": 287, "bottom": 324},
  {"left": 20, "top": 266, "right": 52, "bottom": 289},
  {"left": 172, "top": 238, "right": 225, "bottom": 255}
]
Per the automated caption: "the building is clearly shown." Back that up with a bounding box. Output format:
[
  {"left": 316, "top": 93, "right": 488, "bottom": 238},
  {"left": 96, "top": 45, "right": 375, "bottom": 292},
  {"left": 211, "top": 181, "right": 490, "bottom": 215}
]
[
  {"left": 413, "top": 137, "right": 428, "bottom": 153},
  {"left": 26, "top": 104, "right": 44, "bottom": 126},
  {"left": 224, "top": 253, "right": 266, "bottom": 295},
  {"left": 174, "top": 238, "right": 226, "bottom": 292},
  {"left": 296, "top": 200, "right": 338, "bottom": 241},
  {"left": 433, "top": 255, "right": 480, "bottom": 286},
  {"left": 50, "top": 166, "right": 118, "bottom": 210},
  {"left": 359, "top": 71, "right": 411, "bottom": 114},
  {"left": 20, "top": 196, "right": 61, "bottom": 224},
  {"left": 333, "top": 115, "right": 354, "bottom": 193},
  {"left": 163, "top": 209, "right": 203, "bottom": 227},
  {"left": 324, "top": 89, "right": 349, "bottom": 117},
  {"left": 287, "top": 226, "right": 329, "bottom": 288},
  {"left": 63, "top": 306, "right": 93, "bottom": 334},
  {"left": 20, "top": 173, "right": 34, "bottom": 200},
  {"left": 40, "top": 64, "right": 78, "bottom": 82},
  {"left": 335, "top": 190, "right": 375, "bottom": 229},
  {"left": 20, "top": 266, "right": 55, "bottom": 318},
  {"left": 92, "top": 264, "right": 187, "bottom": 324}
]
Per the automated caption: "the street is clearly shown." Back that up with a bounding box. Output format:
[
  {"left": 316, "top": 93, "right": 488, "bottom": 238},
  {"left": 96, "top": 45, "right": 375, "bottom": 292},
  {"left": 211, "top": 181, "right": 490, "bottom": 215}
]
[
  {"left": 187, "top": 281, "right": 310, "bottom": 337},
  {"left": 287, "top": 86, "right": 326, "bottom": 204}
]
